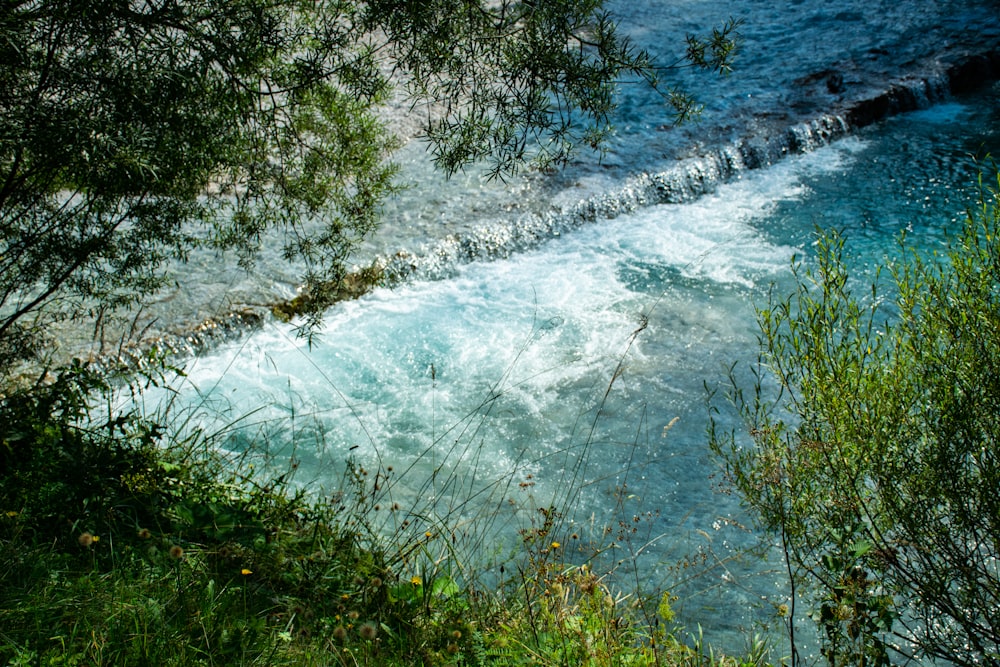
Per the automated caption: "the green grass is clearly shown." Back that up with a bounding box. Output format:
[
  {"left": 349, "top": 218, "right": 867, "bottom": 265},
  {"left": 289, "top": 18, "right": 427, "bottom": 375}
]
[{"left": 0, "top": 359, "right": 774, "bottom": 666}]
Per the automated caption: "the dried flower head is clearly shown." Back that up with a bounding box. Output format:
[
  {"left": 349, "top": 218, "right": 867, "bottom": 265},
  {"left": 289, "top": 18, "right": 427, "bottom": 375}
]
[
  {"left": 169, "top": 545, "right": 185, "bottom": 560},
  {"left": 137, "top": 528, "right": 152, "bottom": 540},
  {"left": 332, "top": 626, "right": 348, "bottom": 642},
  {"left": 78, "top": 532, "right": 94, "bottom": 548},
  {"left": 358, "top": 622, "right": 378, "bottom": 641}
]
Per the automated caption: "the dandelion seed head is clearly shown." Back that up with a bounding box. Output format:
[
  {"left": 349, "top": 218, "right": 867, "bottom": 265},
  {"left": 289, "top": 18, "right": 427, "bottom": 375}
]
[{"left": 359, "top": 622, "right": 378, "bottom": 641}]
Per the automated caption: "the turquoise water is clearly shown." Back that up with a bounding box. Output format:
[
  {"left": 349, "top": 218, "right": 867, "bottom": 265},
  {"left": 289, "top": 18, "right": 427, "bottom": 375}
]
[
  {"left": 141, "top": 79, "right": 1000, "bottom": 652},
  {"left": 145, "top": 0, "right": 1000, "bottom": 331},
  {"left": 133, "top": 1, "right": 1000, "bottom": 654}
]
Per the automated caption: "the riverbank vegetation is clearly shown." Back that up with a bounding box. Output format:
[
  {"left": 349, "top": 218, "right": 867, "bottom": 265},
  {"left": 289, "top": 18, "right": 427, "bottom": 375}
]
[
  {"left": 0, "top": 3, "right": 751, "bottom": 662},
  {"left": 712, "top": 169, "right": 1000, "bottom": 667},
  {"left": 4, "top": 1, "right": 1000, "bottom": 665},
  {"left": 0, "top": 355, "right": 760, "bottom": 665},
  {"left": 6, "top": 175, "right": 1000, "bottom": 665}
]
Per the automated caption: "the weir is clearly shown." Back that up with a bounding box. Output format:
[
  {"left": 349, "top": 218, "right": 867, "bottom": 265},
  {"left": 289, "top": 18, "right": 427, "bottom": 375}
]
[
  {"left": 373, "top": 51, "right": 998, "bottom": 288},
  {"left": 78, "top": 39, "right": 1000, "bottom": 366}
]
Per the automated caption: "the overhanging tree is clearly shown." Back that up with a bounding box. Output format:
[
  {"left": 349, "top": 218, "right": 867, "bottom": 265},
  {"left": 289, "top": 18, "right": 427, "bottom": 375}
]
[
  {"left": 711, "top": 173, "right": 1000, "bottom": 667},
  {"left": 0, "top": 0, "right": 738, "bottom": 370}
]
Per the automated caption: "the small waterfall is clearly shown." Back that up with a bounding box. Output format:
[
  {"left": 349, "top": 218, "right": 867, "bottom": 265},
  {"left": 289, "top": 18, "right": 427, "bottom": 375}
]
[
  {"left": 371, "top": 50, "right": 998, "bottom": 287},
  {"left": 847, "top": 71, "right": 954, "bottom": 128},
  {"left": 375, "top": 120, "right": 856, "bottom": 285},
  {"left": 83, "top": 46, "right": 999, "bottom": 369}
]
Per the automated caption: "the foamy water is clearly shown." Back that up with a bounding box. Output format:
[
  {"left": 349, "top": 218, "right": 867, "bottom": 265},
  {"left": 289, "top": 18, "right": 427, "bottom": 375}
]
[{"left": 140, "top": 94, "right": 1000, "bottom": 644}]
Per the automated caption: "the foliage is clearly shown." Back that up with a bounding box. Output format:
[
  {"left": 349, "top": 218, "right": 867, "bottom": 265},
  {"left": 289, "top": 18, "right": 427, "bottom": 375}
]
[
  {"left": 0, "top": 6, "right": 749, "bottom": 658},
  {"left": 0, "top": 0, "right": 739, "bottom": 363},
  {"left": 711, "top": 171, "right": 1000, "bottom": 667},
  {"left": 493, "top": 515, "right": 763, "bottom": 667}
]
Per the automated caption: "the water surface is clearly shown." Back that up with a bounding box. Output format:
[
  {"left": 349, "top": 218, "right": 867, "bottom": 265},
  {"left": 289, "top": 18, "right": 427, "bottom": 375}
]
[{"left": 136, "top": 1, "right": 1000, "bottom": 653}]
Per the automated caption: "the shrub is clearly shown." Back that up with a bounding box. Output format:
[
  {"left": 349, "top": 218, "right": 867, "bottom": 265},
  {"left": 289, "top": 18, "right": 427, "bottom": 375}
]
[{"left": 712, "top": 169, "right": 1000, "bottom": 667}]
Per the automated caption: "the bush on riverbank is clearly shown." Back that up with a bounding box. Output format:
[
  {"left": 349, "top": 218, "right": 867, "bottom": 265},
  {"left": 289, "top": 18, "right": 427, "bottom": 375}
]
[
  {"left": 712, "top": 169, "right": 1000, "bottom": 667},
  {"left": 0, "top": 361, "right": 763, "bottom": 666}
]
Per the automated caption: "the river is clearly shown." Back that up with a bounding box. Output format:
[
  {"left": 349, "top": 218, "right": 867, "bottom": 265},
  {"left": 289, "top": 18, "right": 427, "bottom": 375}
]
[{"left": 131, "top": 0, "right": 1000, "bottom": 655}]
